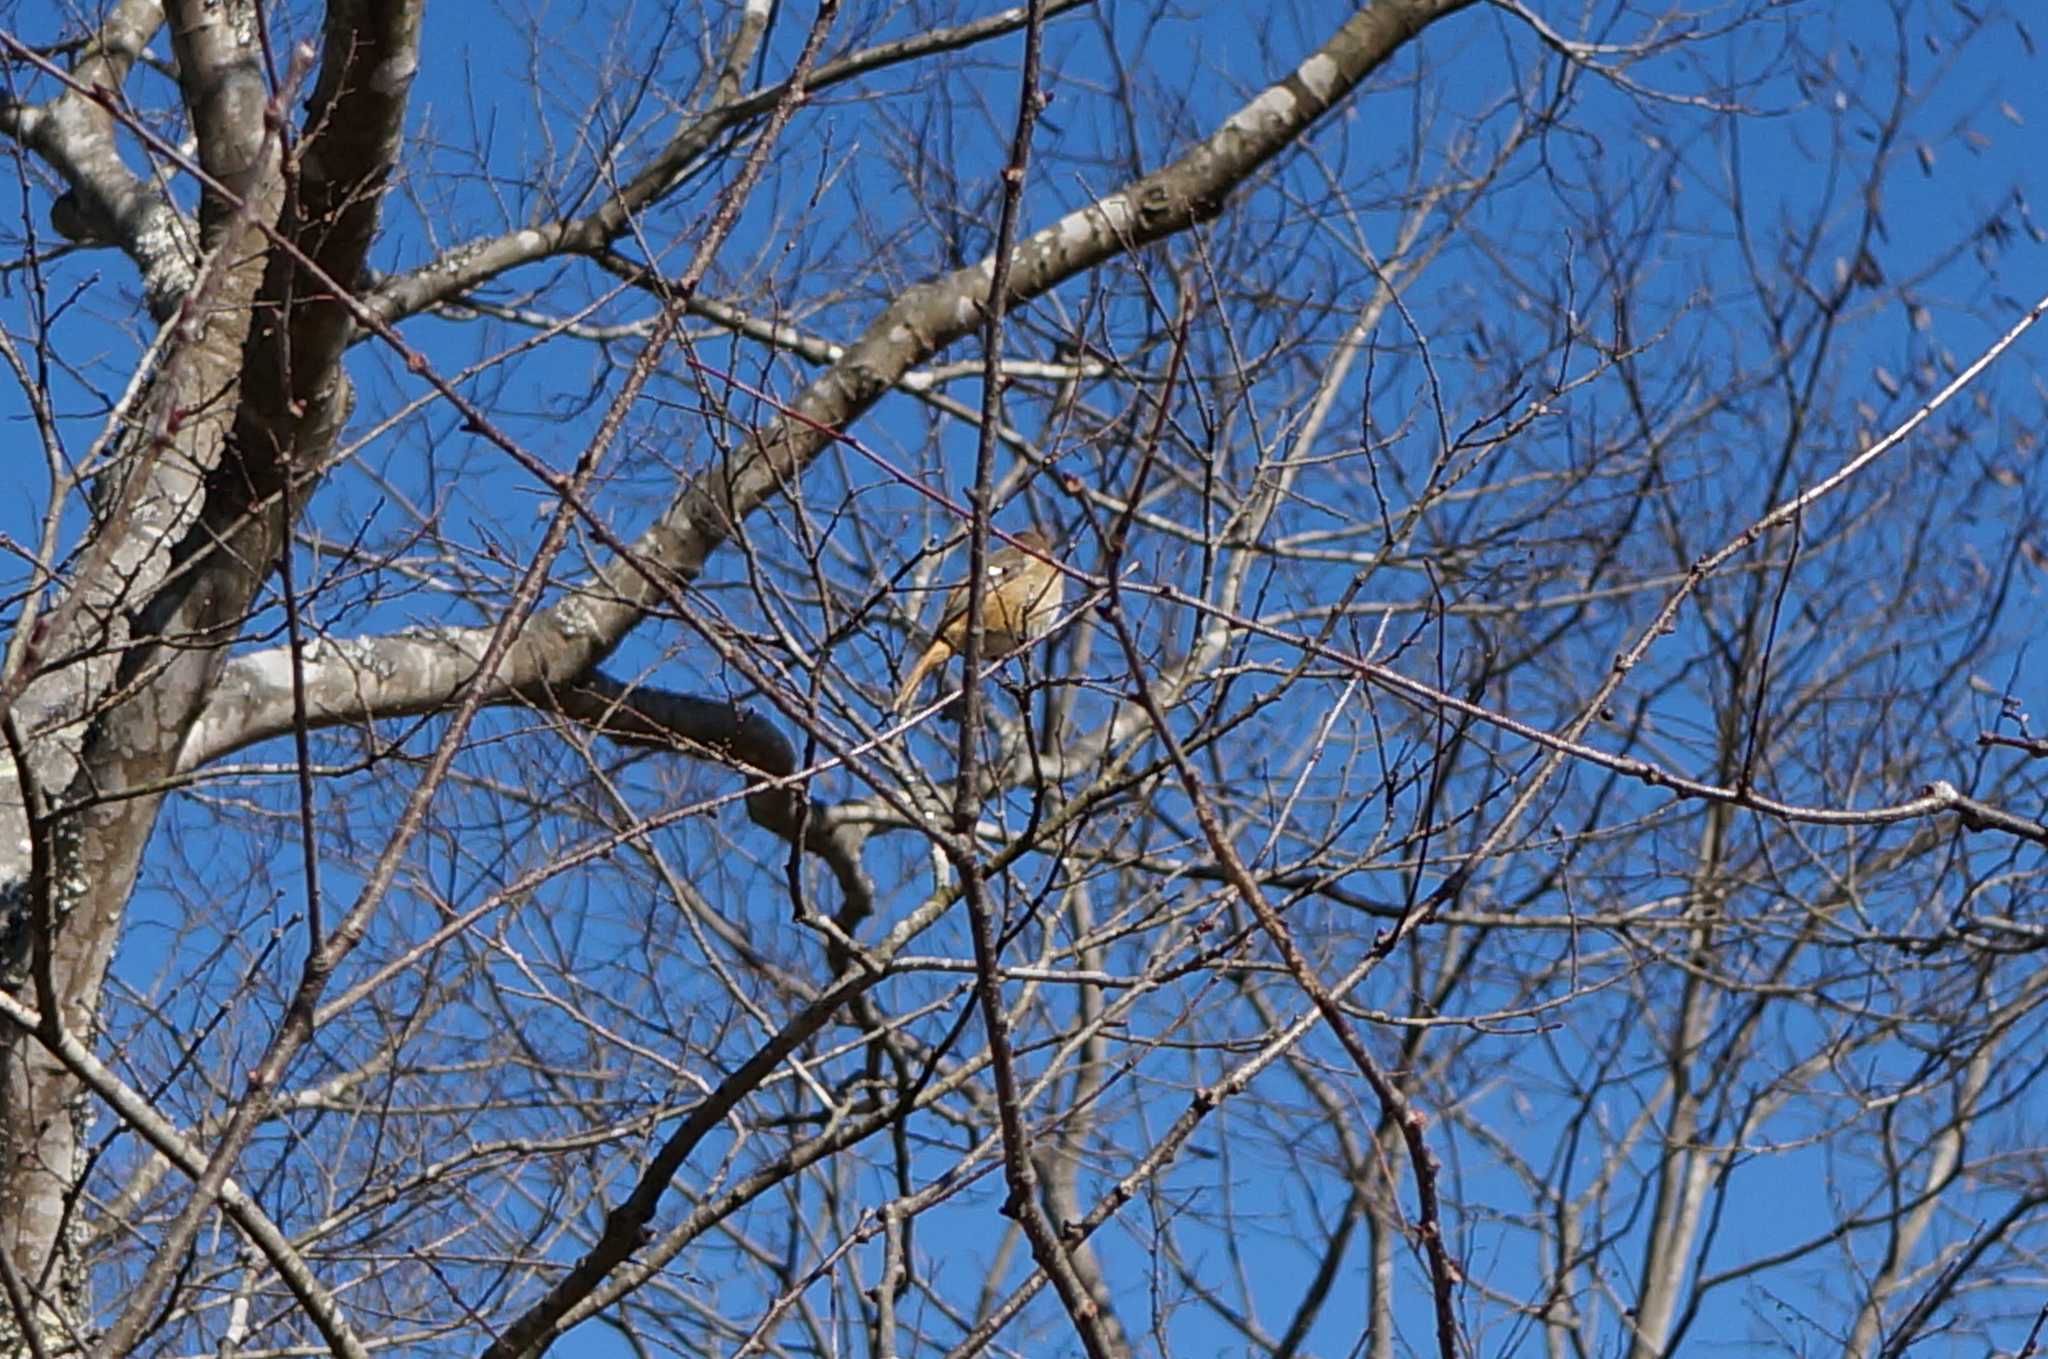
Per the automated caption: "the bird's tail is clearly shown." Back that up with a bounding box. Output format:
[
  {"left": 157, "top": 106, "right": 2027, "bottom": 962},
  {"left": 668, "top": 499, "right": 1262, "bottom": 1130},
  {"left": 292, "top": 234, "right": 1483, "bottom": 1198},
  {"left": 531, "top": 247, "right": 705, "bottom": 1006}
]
[{"left": 891, "top": 642, "right": 946, "bottom": 712}]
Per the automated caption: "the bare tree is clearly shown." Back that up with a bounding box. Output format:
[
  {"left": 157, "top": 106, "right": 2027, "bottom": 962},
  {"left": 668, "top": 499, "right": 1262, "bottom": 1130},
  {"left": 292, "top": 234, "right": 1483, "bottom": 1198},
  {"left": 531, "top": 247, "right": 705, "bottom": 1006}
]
[{"left": 3, "top": 0, "right": 2047, "bottom": 1355}]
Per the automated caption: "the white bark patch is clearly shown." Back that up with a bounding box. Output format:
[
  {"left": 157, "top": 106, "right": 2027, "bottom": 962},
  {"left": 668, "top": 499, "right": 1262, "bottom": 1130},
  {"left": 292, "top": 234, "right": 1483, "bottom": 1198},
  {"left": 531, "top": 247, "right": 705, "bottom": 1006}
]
[
  {"left": 1049, "top": 193, "right": 1130, "bottom": 255},
  {"left": 243, "top": 647, "right": 299, "bottom": 696},
  {"left": 345, "top": 637, "right": 401, "bottom": 681},
  {"left": 555, "top": 596, "right": 597, "bottom": 640},
  {"left": 1225, "top": 86, "right": 1297, "bottom": 139},
  {"left": 372, "top": 53, "right": 419, "bottom": 94},
  {"left": 1297, "top": 53, "right": 1340, "bottom": 103}
]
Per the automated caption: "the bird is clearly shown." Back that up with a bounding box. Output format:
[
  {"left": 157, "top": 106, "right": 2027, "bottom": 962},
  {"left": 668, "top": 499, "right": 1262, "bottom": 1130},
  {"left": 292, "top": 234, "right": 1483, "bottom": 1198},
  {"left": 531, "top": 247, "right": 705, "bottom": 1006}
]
[{"left": 892, "top": 530, "right": 1066, "bottom": 712}]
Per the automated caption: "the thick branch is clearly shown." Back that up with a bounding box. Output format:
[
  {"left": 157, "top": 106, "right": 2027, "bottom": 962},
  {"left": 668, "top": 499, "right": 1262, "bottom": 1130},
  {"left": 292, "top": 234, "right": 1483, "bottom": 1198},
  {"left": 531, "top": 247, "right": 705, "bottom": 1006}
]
[{"left": 0, "top": 2, "right": 197, "bottom": 312}]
